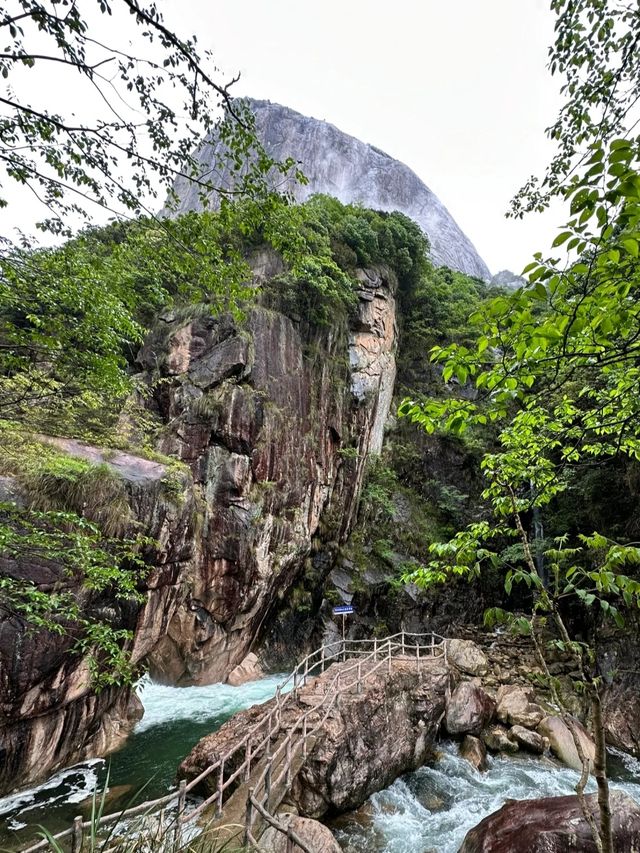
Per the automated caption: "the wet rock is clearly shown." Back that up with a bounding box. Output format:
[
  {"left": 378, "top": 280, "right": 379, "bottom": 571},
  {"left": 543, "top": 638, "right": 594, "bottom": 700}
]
[
  {"left": 481, "top": 724, "right": 518, "bottom": 754},
  {"left": 537, "top": 715, "right": 595, "bottom": 772},
  {"left": 226, "top": 652, "right": 263, "bottom": 686},
  {"left": 604, "top": 683, "right": 640, "bottom": 757},
  {"left": 496, "top": 685, "right": 544, "bottom": 729},
  {"left": 446, "top": 639, "right": 489, "bottom": 677},
  {"left": 460, "top": 735, "right": 487, "bottom": 771},
  {"left": 262, "top": 814, "right": 342, "bottom": 853},
  {"left": 509, "top": 725, "right": 548, "bottom": 755},
  {"left": 446, "top": 681, "right": 496, "bottom": 736},
  {"left": 459, "top": 789, "right": 640, "bottom": 852}
]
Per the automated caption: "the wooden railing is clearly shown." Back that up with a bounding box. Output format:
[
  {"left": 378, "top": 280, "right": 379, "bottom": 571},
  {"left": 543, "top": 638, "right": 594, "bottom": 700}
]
[{"left": 20, "top": 632, "right": 445, "bottom": 853}]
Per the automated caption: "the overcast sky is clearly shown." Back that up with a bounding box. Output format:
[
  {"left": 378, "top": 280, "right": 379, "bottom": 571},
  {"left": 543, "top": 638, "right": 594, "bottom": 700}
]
[
  {"left": 165, "top": 0, "right": 566, "bottom": 275},
  {"left": 2, "top": 0, "right": 567, "bottom": 276}
]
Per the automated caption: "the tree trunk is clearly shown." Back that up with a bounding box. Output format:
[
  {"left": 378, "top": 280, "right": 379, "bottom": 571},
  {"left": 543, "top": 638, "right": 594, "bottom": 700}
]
[{"left": 592, "top": 689, "right": 614, "bottom": 853}]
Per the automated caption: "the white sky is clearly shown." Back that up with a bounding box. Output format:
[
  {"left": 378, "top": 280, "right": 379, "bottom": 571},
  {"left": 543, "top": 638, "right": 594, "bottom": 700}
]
[
  {"left": 2, "top": 0, "right": 568, "bottom": 276},
  {"left": 166, "top": 0, "right": 567, "bottom": 275}
]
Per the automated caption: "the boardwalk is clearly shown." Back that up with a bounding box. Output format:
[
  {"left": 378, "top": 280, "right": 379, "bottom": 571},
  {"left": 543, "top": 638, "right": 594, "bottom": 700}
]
[{"left": 21, "top": 632, "right": 446, "bottom": 853}]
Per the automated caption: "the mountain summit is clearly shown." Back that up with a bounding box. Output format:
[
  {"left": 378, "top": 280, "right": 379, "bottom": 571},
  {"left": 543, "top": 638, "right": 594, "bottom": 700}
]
[{"left": 166, "top": 98, "right": 491, "bottom": 280}]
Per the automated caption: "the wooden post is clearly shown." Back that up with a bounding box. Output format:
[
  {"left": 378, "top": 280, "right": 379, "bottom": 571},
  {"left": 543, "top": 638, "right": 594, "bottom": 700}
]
[
  {"left": 276, "top": 685, "right": 282, "bottom": 728},
  {"left": 431, "top": 633, "right": 435, "bottom": 656},
  {"left": 217, "top": 759, "right": 225, "bottom": 816},
  {"left": 174, "top": 779, "right": 186, "bottom": 845},
  {"left": 401, "top": 632, "right": 405, "bottom": 656},
  {"left": 387, "top": 639, "right": 392, "bottom": 674},
  {"left": 265, "top": 764, "right": 272, "bottom": 803},
  {"left": 357, "top": 661, "right": 362, "bottom": 693},
  {"left": 374, "top": 636, "right": 378, "bottom": 661},
  {"left": 302, "top": 716, "right": 308, "bottom": 759},
  {"left": 245, "top": 738, "right": 252, "bottom": 781},
  {"left": 321, "top": 644, "right": 325, "bottom": 674},
  {"left": 70, "top": 816, "right": 83, "bottom": 853},
  {"left": 286, "top": 738, "right": 292, "bottom": 786},
  {"left": 243, "top": 788, "right": 254, "bottom": 847}
]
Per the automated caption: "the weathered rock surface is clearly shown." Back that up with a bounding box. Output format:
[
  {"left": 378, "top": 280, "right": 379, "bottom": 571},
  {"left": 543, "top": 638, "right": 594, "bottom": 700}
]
[
  {"left": 165, "top": 98, "right": 491, "bottom": 280},
  {"left": 145, "top": 272, "right": 398, "bottom": 685},
  {"left": 447, "top": 639, "right": 489, "bottom": 676},
  {"left": 509, "top": 725, "right": 548, "bottom": 755},
  {"left": 226, "top": 652, "right": 263, "bottom": 686},
  {"left": 481, "top": 724, "right": 519, "bottom": 754},
  {"left": 0, "top": 447, "right": 195, "bottom": 794},
  {"left": 446, "top": 680, "right": 496, "bottom": 736},
  {"left": 496, "top": 684, "right": 544, "bottom": 729},
  {"left": 459, "top": 790, "right": 640, "bottom": 852},
  {"left": 460, "top": 735, "right": 488, "bottom": 771},
  {"left": 261, "top": 814, "right": 341, "bottom": 853},
  {"left": 537, "top": 715, "right": 595, "bottom": 772},
  {"left": 604, "top": 683, "right": 640, "bottom": 758},
  {"left": 180, "top": 659, "right": 453, "bottom": 821},
  {"left": 1, "top": 263, "right": 399, "bottom": 793}
]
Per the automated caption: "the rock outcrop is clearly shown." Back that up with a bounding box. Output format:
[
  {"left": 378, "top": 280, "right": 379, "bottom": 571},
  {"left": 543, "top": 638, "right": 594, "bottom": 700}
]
[
  {"left": 0, "top": 445, "right": 196, "bottom": 794},
  {"left": 165, "top": 98, "right": 491, "bottom": 280},
  {"left": 0, "top": 263, "right": 399, "bottom": 793},
  {"left": 179, "top": 658, "right": 453, "bottom": 821},
  {"left": 459, "top": 790, "right": 640, "bottom": 853}
]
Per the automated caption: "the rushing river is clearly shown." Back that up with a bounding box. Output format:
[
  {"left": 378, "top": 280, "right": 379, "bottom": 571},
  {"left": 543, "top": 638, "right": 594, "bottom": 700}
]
[
  {"left": 0, "top": 675, "right": 287, "bottom": 848},
  {"left": 2, "top": 677, "right": 640, "bottom": 852}
]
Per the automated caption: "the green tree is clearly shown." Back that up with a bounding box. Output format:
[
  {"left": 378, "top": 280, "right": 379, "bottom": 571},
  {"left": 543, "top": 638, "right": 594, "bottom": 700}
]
[
  {"left": 0, "top": 1, "right": 298, "bottom": 236},
  {"left": 400, "top": 2, "right": 640, "bottom": 849}
]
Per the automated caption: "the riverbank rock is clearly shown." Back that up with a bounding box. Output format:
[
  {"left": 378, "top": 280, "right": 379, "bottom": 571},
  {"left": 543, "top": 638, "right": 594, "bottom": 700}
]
[
  {"left": 509, "top": 725, "right": 548, "bottom": 755},
  {"left": 446, "top": 681, "right": 496, "bottom": 736},
  {"left": 446, "top": 639, "right": 489, "bottom": 677},
  {"left": 496, "top": 685, "right": 544, "bottom": 729},
  {"left": 459, "top": 790, "right": 640, "bottom": 852},
  {"left": 481, "top": 724, "right": 518, "bottom": 754},
  {"left": 226, "top": 653, "right": 263, "bottom": 686},
  {"left": 537, "top": 715, "right": 595, "bottom": 772},
  {"left": 460, "top": 736, "right": 487, "bottom": 771},
  {"left": 262, "top": 815, "right": 341, "bottom": 853},
  {"left": 604, "top": 683, "right": 640, "bottom": 757}
]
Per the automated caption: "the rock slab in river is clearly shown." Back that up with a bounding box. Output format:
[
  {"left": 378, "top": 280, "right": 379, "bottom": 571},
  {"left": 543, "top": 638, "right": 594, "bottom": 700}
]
[
  {"left": 459, "top": 789, "right": 640, "bottom": 852},
  {"left": 165, "top": 97, "right": 491, "bottom": 280}
]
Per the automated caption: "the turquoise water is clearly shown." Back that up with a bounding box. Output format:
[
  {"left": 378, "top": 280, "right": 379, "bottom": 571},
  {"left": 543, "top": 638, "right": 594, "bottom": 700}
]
[
  {"left": 3, "top": 678, "right": 640, "bottom": 852},
  {"left": 0, "top": 675, "right": 286, "bottom": 848}
]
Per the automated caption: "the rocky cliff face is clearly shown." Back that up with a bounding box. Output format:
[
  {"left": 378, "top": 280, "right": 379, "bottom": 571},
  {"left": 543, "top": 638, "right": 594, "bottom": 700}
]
[
  {"left": 0, "top": 261, "right": 398, "bottom": 792},
  {"left": 166, "top": 98, "right": 491, "bottom": 281}
]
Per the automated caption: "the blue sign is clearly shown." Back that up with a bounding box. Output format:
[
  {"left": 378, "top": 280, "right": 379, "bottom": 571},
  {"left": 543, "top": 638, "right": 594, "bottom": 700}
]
[{"left": 333, "top": 605, "right": 354, "bottom": 615}]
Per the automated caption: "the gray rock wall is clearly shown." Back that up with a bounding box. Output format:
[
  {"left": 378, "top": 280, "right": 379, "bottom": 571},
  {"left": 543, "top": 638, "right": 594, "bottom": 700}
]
[{"left": 166, "top": 98, "right": 491, "bottom": 281}]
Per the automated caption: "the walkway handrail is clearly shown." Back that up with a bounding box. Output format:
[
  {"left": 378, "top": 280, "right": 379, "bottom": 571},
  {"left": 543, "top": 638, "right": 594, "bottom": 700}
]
[{"left": 19, "top": 631, "right": 446, "bottom": 853}]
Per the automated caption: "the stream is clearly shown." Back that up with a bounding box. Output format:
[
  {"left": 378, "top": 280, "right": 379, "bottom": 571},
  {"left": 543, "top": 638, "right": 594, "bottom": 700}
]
[{"left": 2, "top": 677, "right": 640, "bottom": 852}]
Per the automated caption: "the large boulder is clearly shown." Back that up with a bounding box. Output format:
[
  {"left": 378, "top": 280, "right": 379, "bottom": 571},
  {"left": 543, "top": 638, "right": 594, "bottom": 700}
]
[
  {"left": 496, "top": 685, "right": 544, "bottom": 729},
  {"left": 459, "top": 790, "right": 640, "bottom": 852},
  {"left": 446, "top": 681, "right": 496, "bottom": 736},
  {"left": 261, "top": 814, "right": 341, "bottom": 853},
  {"left": 537, "top": 715, "right": 595, "bottom": 772},
  {"left": 446, "top": 639, "right": 489, "bottom": 677}
]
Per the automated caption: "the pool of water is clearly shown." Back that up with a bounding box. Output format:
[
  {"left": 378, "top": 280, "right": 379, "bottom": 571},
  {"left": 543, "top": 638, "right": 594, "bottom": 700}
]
[{"left": 0, "top": 674, "right": 286, "bottom": 848}]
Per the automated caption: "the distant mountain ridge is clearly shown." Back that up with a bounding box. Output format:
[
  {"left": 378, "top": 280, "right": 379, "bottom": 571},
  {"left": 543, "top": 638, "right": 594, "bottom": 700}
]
[{"left": 166, "top": 98, "right": 491, "bottom": 281}]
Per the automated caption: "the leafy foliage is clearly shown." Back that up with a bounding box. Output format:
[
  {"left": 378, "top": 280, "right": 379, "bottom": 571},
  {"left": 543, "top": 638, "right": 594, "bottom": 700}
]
[{"left": 0, "top": 2, "right": 300, "bottom": 236}]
